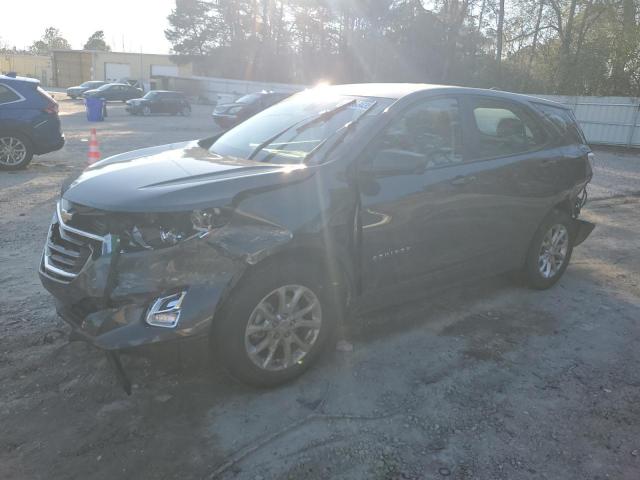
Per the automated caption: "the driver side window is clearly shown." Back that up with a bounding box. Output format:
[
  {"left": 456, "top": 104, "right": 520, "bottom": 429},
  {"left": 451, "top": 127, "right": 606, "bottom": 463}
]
[{"left": 374, "top": 97, "right": 463, "bottom": 169}]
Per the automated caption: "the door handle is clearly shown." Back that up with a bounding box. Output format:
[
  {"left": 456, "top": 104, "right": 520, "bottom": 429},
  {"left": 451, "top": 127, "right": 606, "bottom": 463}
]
[{"left": 450, "top": 175, "right": 476, "bottom": 186}]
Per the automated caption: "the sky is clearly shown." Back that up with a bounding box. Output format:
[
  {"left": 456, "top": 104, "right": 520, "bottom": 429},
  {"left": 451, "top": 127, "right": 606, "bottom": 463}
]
[{"left": 0, "top": 0, "right": 176, "bottom": 54}]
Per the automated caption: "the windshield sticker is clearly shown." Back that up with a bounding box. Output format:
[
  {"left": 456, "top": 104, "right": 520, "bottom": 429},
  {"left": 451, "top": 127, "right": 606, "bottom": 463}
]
[{"left": 351, "top": 99, "right": 376, "bottom": 110}]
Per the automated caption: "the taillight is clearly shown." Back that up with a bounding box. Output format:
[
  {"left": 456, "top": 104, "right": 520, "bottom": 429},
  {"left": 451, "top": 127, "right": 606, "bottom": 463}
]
[
  {"left": 43, "top": 102, "right": 59, "bottom": 114},
  {"left": 37, "top": 86, "right": 59, "bottom": 114}
]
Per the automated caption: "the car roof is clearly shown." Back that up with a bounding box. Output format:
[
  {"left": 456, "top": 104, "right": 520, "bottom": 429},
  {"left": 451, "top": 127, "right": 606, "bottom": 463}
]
[
  {"left": 149, "top": 90, "right": 181, "bottom": 94},
  {"left": 0, "top": 74, "right": 40, "bottom": 85},
  {"left": 319, "top": 83, "right": 570, "bottom": 109}
]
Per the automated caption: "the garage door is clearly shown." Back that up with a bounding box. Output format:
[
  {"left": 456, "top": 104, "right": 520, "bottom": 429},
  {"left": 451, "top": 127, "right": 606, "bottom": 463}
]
[
  {"left": 151, "top": 65, "right": 179, "bottom": 77},
  {"left": 105, "top": 63, "right": 131, "bottom": 82}
]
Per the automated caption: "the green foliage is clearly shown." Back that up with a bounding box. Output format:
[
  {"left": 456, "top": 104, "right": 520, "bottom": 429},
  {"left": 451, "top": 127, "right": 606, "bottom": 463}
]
[
  {"left": 29, "top": 27, "right": 71, "bottom": 55},
  {"left": 83, "top": 31, "right": 111, "bottom": 51},
  {"left": 165, "top": 0, "right": 640, "bottom": 96}
]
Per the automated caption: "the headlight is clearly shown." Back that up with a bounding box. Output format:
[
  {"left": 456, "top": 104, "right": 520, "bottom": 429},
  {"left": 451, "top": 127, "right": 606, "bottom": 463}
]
[{"left": 123, "top": 208, "right": 229, "bottom": 251}]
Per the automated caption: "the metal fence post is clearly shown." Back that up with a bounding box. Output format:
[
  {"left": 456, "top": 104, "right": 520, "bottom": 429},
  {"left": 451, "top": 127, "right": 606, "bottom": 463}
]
[{"left": 627, "top": 102, "right": 640, "bottom": 148}]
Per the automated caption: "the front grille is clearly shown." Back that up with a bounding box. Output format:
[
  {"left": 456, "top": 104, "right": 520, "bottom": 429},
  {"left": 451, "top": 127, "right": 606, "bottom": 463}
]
[{"left": 42, "top": 203, "right": 105, "bottom": 282}]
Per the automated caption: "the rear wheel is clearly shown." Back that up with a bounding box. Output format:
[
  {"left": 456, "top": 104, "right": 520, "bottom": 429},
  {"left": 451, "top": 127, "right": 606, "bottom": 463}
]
[
  {"left": 524, "top": 210, "right": 574, "bottom": 289},
  {"left": 0, "top": 134, "right": 33, "bottom": 170},
  {"left": 212, "top": 261, "right": 339, "bottom": 387}
]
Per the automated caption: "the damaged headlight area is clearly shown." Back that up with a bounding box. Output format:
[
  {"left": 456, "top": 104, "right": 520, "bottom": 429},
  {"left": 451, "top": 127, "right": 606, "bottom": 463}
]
[{"left": 118, "top": 208, "right": 230, "bottom": 251}]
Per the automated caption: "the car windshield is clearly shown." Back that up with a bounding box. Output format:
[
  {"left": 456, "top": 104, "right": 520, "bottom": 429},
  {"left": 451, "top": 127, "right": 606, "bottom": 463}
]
[
  {"left": 81, "top": 81, "right": 100, "bottom": 88},
  {"left": 96, "top": 84, "right": 112, "bottom": 91},
  {"left": 209, "top": 89, "right": 391, "bottom": 164},
  {"left": 143, "top": 91, "right": 159, "bottom": 99}
]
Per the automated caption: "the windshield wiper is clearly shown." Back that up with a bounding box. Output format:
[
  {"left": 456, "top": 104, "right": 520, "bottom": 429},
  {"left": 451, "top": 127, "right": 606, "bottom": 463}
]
[
  {"left": 247, "top": 99, "right": 357, "bottom": 161},
  {"left": 304, "top": 100, "right": 378, "bottom": 164}
]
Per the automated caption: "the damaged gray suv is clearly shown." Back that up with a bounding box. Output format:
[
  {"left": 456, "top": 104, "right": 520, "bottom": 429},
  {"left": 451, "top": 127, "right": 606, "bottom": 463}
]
[{"left": 39, "top": 84, "right": 594, "bottom": 389}]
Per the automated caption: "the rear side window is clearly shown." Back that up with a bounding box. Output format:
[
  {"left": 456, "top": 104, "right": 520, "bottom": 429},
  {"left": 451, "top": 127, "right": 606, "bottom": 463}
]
[
  {"left": 0, "top": 84, "right": 21, "bottom": 104},
  {"left": 469, "top": 99, "right": 548, "bottom": 159},
  {"left": 534, "top": 103, "right": 586, "bottom": 144}
]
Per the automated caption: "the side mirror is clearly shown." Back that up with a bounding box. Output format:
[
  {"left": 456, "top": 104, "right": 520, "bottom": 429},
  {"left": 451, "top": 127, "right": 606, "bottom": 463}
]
[{"left": 362, "top": 149, "right": 426, "bottom": 176}]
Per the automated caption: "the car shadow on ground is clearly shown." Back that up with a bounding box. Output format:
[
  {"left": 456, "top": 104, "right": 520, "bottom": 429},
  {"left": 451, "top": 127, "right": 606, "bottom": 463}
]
[{"left": 102, "top": 272, "right": 553, "bottom": 394}]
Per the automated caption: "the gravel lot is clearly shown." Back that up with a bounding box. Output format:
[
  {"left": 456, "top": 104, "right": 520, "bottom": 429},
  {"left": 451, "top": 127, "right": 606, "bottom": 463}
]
[{"left": 1, "top": 96, "right": 639, "bottom": 480}]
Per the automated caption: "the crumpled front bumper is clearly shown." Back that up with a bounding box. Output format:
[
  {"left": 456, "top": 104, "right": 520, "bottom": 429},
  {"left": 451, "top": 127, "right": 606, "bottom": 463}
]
[{"left": 39, "top": 222, "right": 244, "bottom": 351}]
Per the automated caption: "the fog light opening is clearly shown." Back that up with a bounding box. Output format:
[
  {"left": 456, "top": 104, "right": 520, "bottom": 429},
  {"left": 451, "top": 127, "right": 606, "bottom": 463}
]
[{"left": 146, "top": 291, "right": 186, "bottom": 328}]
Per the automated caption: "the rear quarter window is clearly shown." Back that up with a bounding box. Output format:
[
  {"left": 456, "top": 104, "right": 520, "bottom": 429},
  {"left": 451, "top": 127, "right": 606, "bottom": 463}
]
[
  {"left": 534, "top": 103, "right": 586, "bottom": 144},
  {"left": 469, "top": 99, "right": 548, "bottom": 160},
  {"left": 0, "top": 84, "right": 22, "bottom": 104}
]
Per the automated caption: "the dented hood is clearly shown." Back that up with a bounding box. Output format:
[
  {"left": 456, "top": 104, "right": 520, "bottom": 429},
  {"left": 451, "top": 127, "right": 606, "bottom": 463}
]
[{"left": 62, "top": 140, "right": 309, "bottom": 212}]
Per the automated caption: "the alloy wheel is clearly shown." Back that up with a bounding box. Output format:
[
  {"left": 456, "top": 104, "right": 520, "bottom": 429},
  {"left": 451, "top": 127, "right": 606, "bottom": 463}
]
[
  {"left": 244, "top": 285, "right": 322, "bottom": 371},
  {"left": 0, "top": 136, "right": 27, "bottom": 166},
  {"left": 538, "top": 224, "right": 569, "bottom": 278}
]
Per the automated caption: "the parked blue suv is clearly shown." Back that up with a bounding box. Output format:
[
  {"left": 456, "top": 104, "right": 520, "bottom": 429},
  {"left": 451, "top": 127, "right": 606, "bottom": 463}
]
[{"left": 0, "top": 74, "right": 64, "bottom": 170}]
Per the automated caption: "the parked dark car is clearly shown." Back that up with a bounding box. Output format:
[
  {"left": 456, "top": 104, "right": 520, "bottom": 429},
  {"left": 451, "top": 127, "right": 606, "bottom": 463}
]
[
  {"left": 39, "top": 84, "right": 594, "bottom": 389},
  {"left": 66, "top": 81, "right": 107, "bottom": 99},
  {"left": 83, "top": 83, "right": 143, "bottom": 102},
  {"left": 126, "top": 90, "right": 191, "bottom": 116},
  {"left": 212, "top": 91, "right": 291, "bottom": 128},
  {"left": 0, "top": 74, "right": 64, "bottom": 170}
]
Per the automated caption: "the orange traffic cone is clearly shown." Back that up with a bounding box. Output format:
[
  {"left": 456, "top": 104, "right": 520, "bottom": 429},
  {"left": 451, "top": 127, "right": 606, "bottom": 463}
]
[{"left": 88, "top": 128, "right": 100, "bottom": 165}]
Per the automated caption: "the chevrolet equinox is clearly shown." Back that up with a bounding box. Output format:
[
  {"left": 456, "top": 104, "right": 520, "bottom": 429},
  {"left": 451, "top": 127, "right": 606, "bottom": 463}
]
[{"left": 39, "top": 84, "right": 594, "bottom": 388}]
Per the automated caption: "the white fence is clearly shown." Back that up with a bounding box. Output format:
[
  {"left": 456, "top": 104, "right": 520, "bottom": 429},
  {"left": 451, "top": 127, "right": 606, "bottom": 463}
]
[{"left": 534, "top": 94, "right": 640, "bottom": 148}]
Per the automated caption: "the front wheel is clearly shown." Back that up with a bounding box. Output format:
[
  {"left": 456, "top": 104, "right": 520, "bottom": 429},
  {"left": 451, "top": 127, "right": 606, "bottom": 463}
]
[
  {"left": 212, "top": 262, "right": 339, "bottom": 387},
  {"left": 524, "top": 210, "right": 574, "bottom": 289},
  {"left": 142, "top": 106, "right": 151, "bottom": 116}
]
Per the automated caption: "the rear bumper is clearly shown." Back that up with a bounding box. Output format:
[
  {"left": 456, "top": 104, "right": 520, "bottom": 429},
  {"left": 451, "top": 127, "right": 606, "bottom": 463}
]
[
  {"left": 32, "top": 115, "right": 64, "bottom": 155},
  {"left": 212, "top": 115, "right": 237, "bottom": 128},
  {"left": 33, "top": 135, "right": 64, "bottom": 155}
]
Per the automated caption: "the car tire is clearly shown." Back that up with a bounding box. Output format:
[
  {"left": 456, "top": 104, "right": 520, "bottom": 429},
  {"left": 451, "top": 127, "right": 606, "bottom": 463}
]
[
  {"left": 142, "top": 106, "right": 151, "bottom": 116},
  {"left": 181, "top": 106, "right": 191, "bottom": 117},
  {"left": 212, "top": 260, "right": 340, "bottom": 387},
  {"left": 0, "top": 133, "right": 34, "bottom": 170},
  {"left": 69, "top": 95, "right": 76, "bottom": 100},
  {"left": 524, "top": 210, "right": 575, "bottom": 290}
]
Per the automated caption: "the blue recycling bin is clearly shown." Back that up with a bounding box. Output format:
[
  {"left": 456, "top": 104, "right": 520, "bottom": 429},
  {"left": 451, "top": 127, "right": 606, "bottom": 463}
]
[{"left": 85, "top": 97, "right": 105, "bottom": 122}]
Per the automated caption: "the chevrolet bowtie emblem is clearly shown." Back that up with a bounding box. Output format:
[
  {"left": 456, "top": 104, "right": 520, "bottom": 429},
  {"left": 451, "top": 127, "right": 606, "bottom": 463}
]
[
  {"left": 60, "top": 208, "right": 73, "bottom": 223},
  {"left": 59, "top": 200, "right": 74, "bottom": 223}
]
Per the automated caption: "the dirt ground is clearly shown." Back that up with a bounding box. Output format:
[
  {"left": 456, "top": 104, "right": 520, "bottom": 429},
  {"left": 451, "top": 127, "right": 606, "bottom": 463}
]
[{"left": 1, "top": 96, "right": 639, "bottom": 480}]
